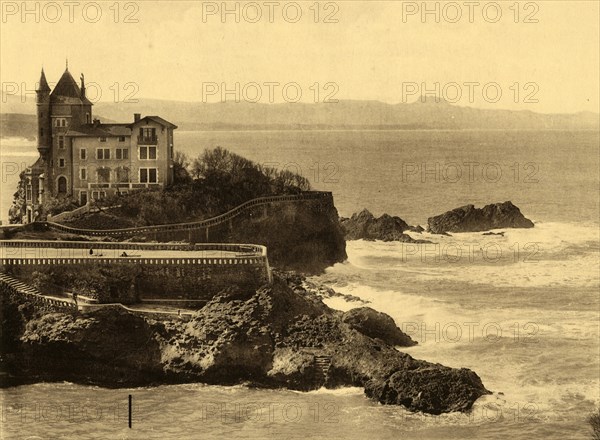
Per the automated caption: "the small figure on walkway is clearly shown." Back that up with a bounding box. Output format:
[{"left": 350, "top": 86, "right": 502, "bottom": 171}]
[
  {"left": 121, "top": 251, "right": 128, "bottom": 257},
  {"left": 89, "top": 248, "right": 94, "bottom": 256},
  {"left": 72, "top": 291, "right": 78, "bottom": 307}
]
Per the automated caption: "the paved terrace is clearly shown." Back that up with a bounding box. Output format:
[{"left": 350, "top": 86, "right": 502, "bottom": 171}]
[
  {"left": 0, "top": 240, "right": 268, "bottom": 268},
  {"left": 0, "top": 240, "right": 258, "bottom": 259}
]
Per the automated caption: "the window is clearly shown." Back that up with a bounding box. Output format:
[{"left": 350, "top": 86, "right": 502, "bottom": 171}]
[
  {"left": 26, "top": 186, "right": 32, "bottom": 201},
  {"left": 139, "top": 146, "right": 156, "bottom": 160},
  {"left": 99, "top": 137, "right": 107, "bottom": 142},
  {"left": 116, "top": 166, "right": 130, "bottom": 183},
  {"left": 86, "top": 113, "right": 90, "bottom": 123},
  {"left": 80, "top": 191, "right": 88, "bottom": 205},
  {"left": 80, "top": 148, "right": 87, "bottom": 160},
  {"left": 97, "top": 167, "right": 111, "bottom": 183},
  {"left": 92, "top": 191, "right": 106, "bottom": 200},
  {"left": 140, "top": 168, "right": 158, "bottom": 183},
  {"left": 58, "top": 135, "right": 65, "bottom": 149},
  {"left": 116, "top": 148, "right": 129, "bottom": 160},
  {"left": 97, "top": 148, "right": 110, "bottom": 160},
  {"left": 40, "top": 128, "right": 44, "bottom": 137},
  {"left": 57, "top": 176, "right": 67, "bottom": 194},
  {"left": 118, "top": 136, "right": 126, "bottom": 142},
  {"left": 59, "top": 158, "right": 65, "bottom": 168},
  {"left": 80, "top": 168, "right": 87, "bottom": 180},
  {"left": 55, "top": 118, "right": 67, "bottom": 127},
  {"left": 140, "top": 127, "right": 156, "bottom": 139}
]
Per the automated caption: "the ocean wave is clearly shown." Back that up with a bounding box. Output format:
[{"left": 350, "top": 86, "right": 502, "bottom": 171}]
[{"left": 333, "top": 222, "right": 599, "bottom": 289}]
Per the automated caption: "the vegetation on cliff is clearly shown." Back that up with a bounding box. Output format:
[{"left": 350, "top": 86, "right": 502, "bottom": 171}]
[{"left": 64, "top": 147, "right": 311, "bottom": 228}]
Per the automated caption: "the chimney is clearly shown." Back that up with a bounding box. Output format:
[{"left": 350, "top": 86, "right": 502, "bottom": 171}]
[
  {"left": 80, "top": 73, "right": 86, "bottom": 99},
  {"left": 134, "top": 113, "right": 141, "bottom": 123}
]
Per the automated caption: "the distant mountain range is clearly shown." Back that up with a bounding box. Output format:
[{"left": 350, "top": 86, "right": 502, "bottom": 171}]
[{"left": 1, "top": 94, "right": 598, "bottom": 139}]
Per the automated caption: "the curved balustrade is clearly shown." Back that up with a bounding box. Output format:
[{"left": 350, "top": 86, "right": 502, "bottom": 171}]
[
  {"left": 0, "top": 240, "right": 266, "bottom": 256},
  {"left": 39, "top": 191, "right": 332, "bottom": 237}
]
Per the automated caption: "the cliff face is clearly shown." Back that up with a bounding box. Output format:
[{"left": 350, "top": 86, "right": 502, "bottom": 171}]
[
  {"left": 1, "top": 276, "right": 490, "bottom": 414},
  {"left": 218, "top": 197, "right": 347, "bottom": 274},
  {"left": 427, "top": 202, "right": 535, "bottom": 234}
]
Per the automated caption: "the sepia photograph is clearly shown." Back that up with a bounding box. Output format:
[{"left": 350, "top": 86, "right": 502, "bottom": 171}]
[{"left": 0, "top": 1, "right": 598, "bottom": 439}]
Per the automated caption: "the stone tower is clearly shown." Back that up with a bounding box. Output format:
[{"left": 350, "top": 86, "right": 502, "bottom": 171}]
[{"left": 44, "top": 63, "right": 93, "bottom": 197}]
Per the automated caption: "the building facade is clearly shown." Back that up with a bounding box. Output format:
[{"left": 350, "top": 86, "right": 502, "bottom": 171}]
[{"left": 24, "top": 66, "right": 177, "bottom": 222}]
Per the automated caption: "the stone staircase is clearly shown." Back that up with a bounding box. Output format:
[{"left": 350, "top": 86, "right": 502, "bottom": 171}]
[{"left": 312, "top": 355, "right": 332, "bottom": 388}]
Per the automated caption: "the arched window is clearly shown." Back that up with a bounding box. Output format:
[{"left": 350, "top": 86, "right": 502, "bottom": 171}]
[{"left": 57, "top": 176, "right": 67, "bottom": 194}]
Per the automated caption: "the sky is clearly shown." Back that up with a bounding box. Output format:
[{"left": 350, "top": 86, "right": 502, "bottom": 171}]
[{"left": 1, "top": 0, "right": 599, "bottom": 113}]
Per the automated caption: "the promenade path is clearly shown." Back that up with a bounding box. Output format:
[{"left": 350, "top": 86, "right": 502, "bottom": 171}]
[
  {"left": 0, "top": 240, "right": 262, "bottom": 261},
  {"left": 0, "top": 246, "right": 242, "bottom": 260}
]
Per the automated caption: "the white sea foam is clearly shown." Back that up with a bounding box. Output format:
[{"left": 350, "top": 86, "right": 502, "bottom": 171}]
[{"left": 333, "top": 222, "right": 599, "bottom": 289}]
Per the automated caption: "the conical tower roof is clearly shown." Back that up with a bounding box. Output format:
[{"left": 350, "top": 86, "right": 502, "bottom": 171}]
[
  {"left": 36, "top": 68, "right": 50, "bottom": 92},
  {"left": 51, "top": 68, "right": 81, "bottom": 98},
  {"left": 50, "top": 67, "right": 93, "bottom": 105}
]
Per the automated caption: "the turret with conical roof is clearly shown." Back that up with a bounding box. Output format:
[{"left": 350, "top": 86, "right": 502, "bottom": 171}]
[
  {"left": 36, "top": 68, "right": 51, "bottom": 158},
  {"left": 36, "top": 68, "right": 51, "bottom": 93}
]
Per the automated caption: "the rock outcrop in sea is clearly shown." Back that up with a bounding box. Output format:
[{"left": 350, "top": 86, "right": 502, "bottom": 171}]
[
  {"left": 1, "top": 274, "right": 490, "bottom": 414},
  {"left": 427, "top": 202, "right": 534, "bottom": 234},
  {"left": 340, "top": 209, "right": 429, "bottom": 243}
]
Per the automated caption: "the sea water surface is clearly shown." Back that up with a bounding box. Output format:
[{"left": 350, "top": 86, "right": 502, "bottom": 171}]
[{"left": 1, "top": 129, "right": 599, "bottom": 439}]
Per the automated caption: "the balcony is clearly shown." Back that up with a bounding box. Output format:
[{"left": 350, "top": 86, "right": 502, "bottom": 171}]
[
  {"left": 88, "top": 182, "right": 162, "bottom": 189},
  {"left": 137, "top": 136, "right": 158, "bottom": 145}
]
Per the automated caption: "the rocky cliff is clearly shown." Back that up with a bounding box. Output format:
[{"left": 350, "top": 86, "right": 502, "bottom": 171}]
[
  {"left": 340, "top": 209, "right": 427, "bottom": 242},
  {"left": 1, "top": 274, "right": 490, "bottom": 414},
  {"left": 427, "top": 202, "right": 535, "bottom": 234},
  {"left": 220, "top": 197, "right": 347, "bottom": 274}
]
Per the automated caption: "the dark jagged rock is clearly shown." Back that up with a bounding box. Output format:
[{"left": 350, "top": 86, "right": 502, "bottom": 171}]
[
  {"left": 427, "top": 202, "right": 534, "bottom": 234},
  {"left": 342, "top": 307, "right": 417, "bottom": 347},
  {"left": 1, "top": 275, "right": 490, "bottom": 414},
  {"left": 340, "top": 209, "right": 430, "bottom": 243},
  {"left": 364, "top": 366, "right": 489, "bottom": 414}
]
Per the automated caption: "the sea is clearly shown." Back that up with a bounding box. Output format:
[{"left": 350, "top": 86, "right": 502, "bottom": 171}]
[{"left": 1, "top": 129, "right": 599, "bottom": 439}]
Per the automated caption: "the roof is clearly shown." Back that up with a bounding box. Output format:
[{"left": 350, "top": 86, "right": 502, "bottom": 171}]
[
  {"left": 134, "top": 115, "right": 178, "bottom": 129},
  {"left": 50, "top": 68, "right": 93, "bottom": 106},
  {"left": 66, "top": 123, "right": 132, "bottom": 138},
  {"left": 37, "top": 69, "right": 50, "bottom": 92}
]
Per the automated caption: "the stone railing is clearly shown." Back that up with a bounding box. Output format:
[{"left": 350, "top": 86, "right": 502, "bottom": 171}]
[
  {"left": 0, "top": 272, "right": 76, "bottom": 312},
  {"left": 0, "top": 272, "right": 192, "bottom": 320},
  {"left": 0, "top": 240, "right": 272, "bottom": 283},
  {"left": 46, "top": 203, "right": 92, "bottom": 222},
  {"left": 40, "top": 191, "right": 332, "bottom": 237},
  {"left": 0, "top": 240, "right": 265, "bottom": 256},
  {"left": 0, "top": 256, "right": 268, "bottom": 266}
]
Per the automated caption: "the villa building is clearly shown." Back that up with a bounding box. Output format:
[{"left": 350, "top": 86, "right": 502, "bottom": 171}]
[{"left": 23, "top": 65, "right": 177, "bottom": 223}]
